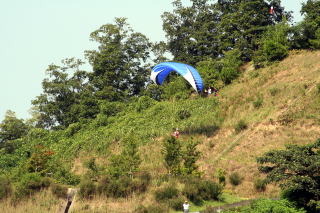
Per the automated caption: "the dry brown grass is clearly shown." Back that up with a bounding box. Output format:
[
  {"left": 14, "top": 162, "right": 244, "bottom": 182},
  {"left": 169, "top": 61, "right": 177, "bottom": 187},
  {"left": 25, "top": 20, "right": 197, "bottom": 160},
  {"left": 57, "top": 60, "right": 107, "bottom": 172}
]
[
  {"left": 0, "top": 190, "right": 64, "bottom": 213},
  {"left": 198, "top": 50, "right": 320, "bottom": 198}
]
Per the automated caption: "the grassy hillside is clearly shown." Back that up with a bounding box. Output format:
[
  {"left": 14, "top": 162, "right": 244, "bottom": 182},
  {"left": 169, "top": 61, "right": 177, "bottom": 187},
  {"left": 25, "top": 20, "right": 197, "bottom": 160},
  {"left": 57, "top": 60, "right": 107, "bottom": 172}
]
[{"left": 1, "top": 50, "right": 320, "bottom": 212}]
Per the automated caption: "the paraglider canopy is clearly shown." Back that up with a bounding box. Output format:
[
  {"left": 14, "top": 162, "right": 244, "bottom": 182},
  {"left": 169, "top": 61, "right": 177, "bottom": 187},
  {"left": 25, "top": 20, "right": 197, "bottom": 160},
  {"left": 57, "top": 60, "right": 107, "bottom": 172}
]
[{"left": 150, "top": 62, "right": 204, "bottom": 93}]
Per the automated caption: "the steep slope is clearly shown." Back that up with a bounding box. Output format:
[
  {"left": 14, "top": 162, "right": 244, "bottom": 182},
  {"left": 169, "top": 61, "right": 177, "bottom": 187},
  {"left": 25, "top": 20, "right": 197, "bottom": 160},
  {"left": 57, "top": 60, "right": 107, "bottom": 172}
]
[
  {"left": 198, "top": 50, "right": 320, "bottom": 198},
  {"left": 1, "top": 50, "right": 320, "bottom": 213}
]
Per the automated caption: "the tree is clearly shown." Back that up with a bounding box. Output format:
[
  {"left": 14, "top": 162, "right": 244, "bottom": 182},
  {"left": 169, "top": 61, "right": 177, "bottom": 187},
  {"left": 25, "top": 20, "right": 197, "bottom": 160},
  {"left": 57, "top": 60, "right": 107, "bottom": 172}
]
[
  {"left": 0, "top": 110, "right": 29, "bottom": 153},
  {"left": 162, "top": 0, "right": 220, "bottom": 65},
  {"left": 301, "top": 0, "right": 320, "bottom": 49},
  {"left": 216, "top": 0, "right": 290, "bottom": 61},
  {"left": 253, "top": 20, "right": 290, "bottom": 68},
  {"left": 85, "top": 17, "right": 152, "bottom": 101},
  {"left": 182, "top": 139, "right": 201, "bottom": 175},
  {"left": 0, "top": 110, "right": 28, "bottom": 143},
  {"left": 257, "top": 139, "right": 320, "bottom": 212},
  {"left": 162, "top": 136, "right": 182, "bottom": 175},
  {"left": 162, "top": 0, "right": 291, "bottom": 65},
  {"left": 108, "top": 135, "right": 141, "bottom": 179},
  {"left": 32, "top": 58, "right": 97, "bottom": 129}
]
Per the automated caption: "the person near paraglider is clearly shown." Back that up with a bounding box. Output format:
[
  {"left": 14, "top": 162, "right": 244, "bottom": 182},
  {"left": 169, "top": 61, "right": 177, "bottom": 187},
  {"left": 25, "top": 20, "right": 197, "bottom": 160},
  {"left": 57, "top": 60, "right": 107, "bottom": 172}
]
[
  {"left": 207, "top": 87, "right": 212, "bottom": 96},
  {"left": 213, "top": 87, "right": 219, "bottom": 96}
]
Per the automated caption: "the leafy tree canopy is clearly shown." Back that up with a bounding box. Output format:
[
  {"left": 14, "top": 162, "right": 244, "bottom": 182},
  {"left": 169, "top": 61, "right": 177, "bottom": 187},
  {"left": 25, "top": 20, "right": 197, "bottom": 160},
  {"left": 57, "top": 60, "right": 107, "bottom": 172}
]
[{"left": 257, "top": 139, "right": 320, "bottom": 212}]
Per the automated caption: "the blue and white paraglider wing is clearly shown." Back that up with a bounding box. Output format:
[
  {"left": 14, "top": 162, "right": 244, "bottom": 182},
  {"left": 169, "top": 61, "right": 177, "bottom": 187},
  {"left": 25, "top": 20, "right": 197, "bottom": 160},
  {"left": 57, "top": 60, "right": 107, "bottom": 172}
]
[{"left": 150, "top": 62, "right": 204, "bottom": 93}]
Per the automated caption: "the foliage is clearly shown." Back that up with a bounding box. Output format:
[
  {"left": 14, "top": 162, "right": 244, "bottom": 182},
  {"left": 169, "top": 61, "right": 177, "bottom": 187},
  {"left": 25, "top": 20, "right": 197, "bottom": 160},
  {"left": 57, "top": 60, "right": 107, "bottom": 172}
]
[
  {"left": 161, "top": 76, "right": 191, "bottom": 101},
  {"left": 254, "top": 178, "right": 267, "bottom": 192},
  {"left": 229, "top": 172, "right": 242, "bottom": 186},
  {"left": 32, "top": 58, "right": 97, "bottom": 129},
  {"left": 79, "top": 178, "right": 96, "bottom": 199},
  {"left": 292, "top": 0, "right": 320, "bottom": 49},
  {"left": 257, "top": 139, "right": 320, "bottom": 212},
  {"left": 253, "top": 95, "right": 264, "bottom": 108},
  {"left": 234, "top": 120, "right": 248, "bottom": 133},
  {"left": 154, "top": 185, "right": 179, "bottom": 201},
  {"left": 85, "top": 17, "right": 151, "bottom": 100},
  {"left": 134, "top": 204, "right": 168, "bottom": 213},
  {"left": 182, "top": 138, "right": 201, "bottom": 175},
  {"left": 97, "top": 173, "right": 151, "bottom": 198},
  {"left": 216, "top": 168, "right": 226, "bottom": 185},
  {"left": 162, "top": 136, "right": 182, "bottom": 175},
  {"left": 162, "top": 0, "right": 290, "bottom": 65},
  {"left": 253, "top": 21, "right": 290, "bottom": 68},
  {"left": 224, "top": 199, "right": 306, "bottom": 213},
  {"left": 14, "top": 173, "right": 51, "bottom": 199},
  {"left": 0, "top": 110, "right": 29, "bottom": 153},
  {"left": 26, "top": 145, "right": 54, "bottom": 175},
  {"left": 220, "top": 49, "right": 243, "bottom": 84},
  {"left": 50, "top": 183, "right": 68, "bottom": 198},
  {"left": 135, "top": 96, "right": 156, "bottom": 112},
  {"left": 183, "top": 177, "right": 223, "bottom": 205},
  {"left": 177, "top": 109, "right": 191, "bottom": 120},
  {"left": 108, "top": 135, "right": 141, "bottom": 178},
  {"left": 0, "top": 176, "right": 12, "bottom": 199}
]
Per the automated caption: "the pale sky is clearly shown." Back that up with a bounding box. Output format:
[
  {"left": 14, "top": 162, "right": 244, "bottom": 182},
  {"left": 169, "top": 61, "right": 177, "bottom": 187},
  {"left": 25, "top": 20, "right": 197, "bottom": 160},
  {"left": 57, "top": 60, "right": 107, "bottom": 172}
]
[{"left": 0, "top": 0, "right": 306, "bottom": 121}]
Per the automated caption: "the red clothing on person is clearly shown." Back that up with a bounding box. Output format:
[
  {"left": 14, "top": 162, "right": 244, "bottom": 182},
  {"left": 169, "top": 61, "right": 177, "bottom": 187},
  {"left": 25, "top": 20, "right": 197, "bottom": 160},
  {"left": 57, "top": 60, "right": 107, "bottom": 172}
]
[{"left": 173, "top": 130, "right": 180, "bottom": 138}]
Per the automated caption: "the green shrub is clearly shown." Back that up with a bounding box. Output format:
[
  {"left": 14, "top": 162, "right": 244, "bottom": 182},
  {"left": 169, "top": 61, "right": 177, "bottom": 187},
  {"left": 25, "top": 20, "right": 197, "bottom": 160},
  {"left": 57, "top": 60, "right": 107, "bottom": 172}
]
[
  {"left": 317, "top": 83, "right": 320, "bottom": 94},
  {"left": 229, "top": 172, "right": 242, "bottom": 186},
  {"left": 216, "top": 168, "right": 226, "bottom": 185},
  {"left": 51, "top": 183, "right": 68, "bottom": 198},
  {"left": 135, "top": 96, "right": 156, "bottom": 112},
  {"left": 154, "top": 185, "right": 179, "bottom": 201},
  {"left": 269, "top": 87, "right": 280, "bottom": 96},
  {"left": 106, "top": 176, "right": 134, "bottom": 198},
  {"left": 100, "top": 101, "right": 124, "bottom": 116},
  {"left": 0, "top": 176, "right": 12, "bottom": 199},
  {"left": 132, "top": 172, "right": 152, "bottom": 193},
  {"left": 65, "top": 122, "right": 82, "bottom": 137},
  {"left": 177, "top": 109, "right": 191, "bottom": 120},
  {"left": 234, "top": 120, "right": 248, "bottom": 133},
  {"left": 134, "top": 204, "right": 168, "bottom": 213},
  {"left": 15, "top": 173, "right": 51, "bottom": 199},
  {"left": 183, "top": 178, "right": 223, "bottom": 205},
  {"left": 168, "top": 196, "right": 185, "bottom": 211},
  {"left": 79, "top": 179, "right": 96, "bottom": 199},
  {"left": 253, "top": 96, "right": 263, "bottom": 108},
  {"left": 254, "top": 178, "right": 267, "bottom": 192}
]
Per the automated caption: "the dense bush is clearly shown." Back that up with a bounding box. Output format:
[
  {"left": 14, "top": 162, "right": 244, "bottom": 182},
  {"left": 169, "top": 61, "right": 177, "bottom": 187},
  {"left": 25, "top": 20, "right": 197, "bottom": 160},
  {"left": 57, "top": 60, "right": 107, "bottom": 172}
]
[
  {"left": 0, "top": 176, "right": 12, "bottom": 199},
  {"left": 51, "top": 183, "right": 68, "bottom": 198},
  {"left": 135, "top": 96, "right": 156, "bottom": 112},
  {"left": 168, "top": 196, "right": 185, "bottom": 211},
  {"left": 253, "top": 21, "right": 290, "bottom": 68},
  {"left": 229, "top": 172, "right": 242, "bottom": 186},
  {"left": 177, "top": 109, "right": 191, "bottom": 120},
  {"left": 253, "top": 95, "right": 263, "bottom": 108},
  {"left": 154, "top": 185, "right": 179, "bottom": 201},
  {"left": 216, "top": 168, "right": 226, "bottom": 186},
  {"left": 269, "top": 87, "right": 280, "bottom": 96},
  {"left": 254, "top": 178, "right": 267, "bottom": 192},
  {"left": 234, "top": 120, "right": 248, "bottom": 133},
  {"left": 134, "top": 204, "right": 168, "bottom": 213},
  {"left": 79, "top": 178, "right": 96, "bottom": 199},
  {"left": 15, "top": 173, "right": 51, "bottom": 199},
  {"left": 183, "top": 178, "right": 223, "bottom": 205}
]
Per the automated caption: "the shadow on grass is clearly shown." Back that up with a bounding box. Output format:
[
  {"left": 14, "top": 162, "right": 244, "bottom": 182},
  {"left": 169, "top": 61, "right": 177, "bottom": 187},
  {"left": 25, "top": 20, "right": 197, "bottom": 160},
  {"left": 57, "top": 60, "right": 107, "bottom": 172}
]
[{"left": 182, "top": 124, "right": 219, "bottom": 137}]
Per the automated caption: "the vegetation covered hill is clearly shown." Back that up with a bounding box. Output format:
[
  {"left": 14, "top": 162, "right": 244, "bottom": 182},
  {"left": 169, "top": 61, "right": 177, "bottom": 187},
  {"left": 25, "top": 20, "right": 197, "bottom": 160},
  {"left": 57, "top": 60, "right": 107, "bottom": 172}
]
[
  {"left": 1, "top": 0, "right": 320, "bottom": 212},
  {"left": 1, "top": 50, "right": 319, "bottom": 213}
]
